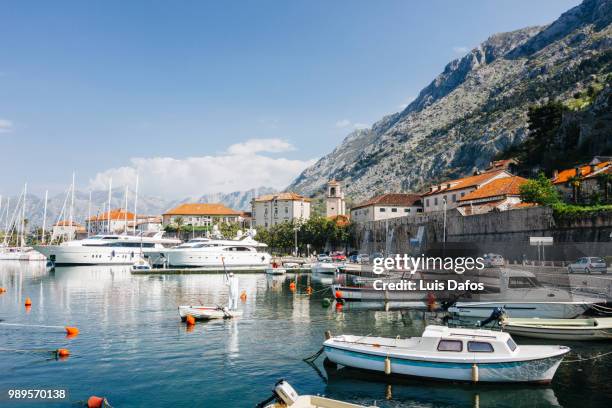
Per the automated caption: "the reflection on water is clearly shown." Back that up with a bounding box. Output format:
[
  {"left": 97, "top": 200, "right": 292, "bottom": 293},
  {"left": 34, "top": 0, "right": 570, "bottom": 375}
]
[{"left": 0, "top": 263, "right": 611, "bottom": 407}]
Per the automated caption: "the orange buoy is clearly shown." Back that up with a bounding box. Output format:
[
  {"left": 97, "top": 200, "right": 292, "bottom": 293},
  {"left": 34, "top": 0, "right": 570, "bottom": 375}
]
[
  {"left": 24, "top": 297, "right": 32, "bottom": 306},
  {"left": 240, "top": 290, "right": 247, "bottom": 301},
  {"left": 65, "top": 327, "right": 79, "bottom": 336},
  {"left": 289, "top": 281, "right": 296, "bottom": 291},
  {"left": 306, "top": 286, "right": 313, "bottom": 295},
  {"left": 334, "top": 290, "right": 342, "bottom": 299},
  {"left": 87, "top": 396, "right": 107, "bottom": 408},
  {"left": 56, "top": 348, "right": 70, "bottom": 358},
  {"left": 185, "top": 315, "right": 196, "bottom": 326},
  {"left": 335, "top": 302, "right": 343, "bottom": 311},
  {"left": 0, "top": 287, "right": 6, "bottom": 293}
]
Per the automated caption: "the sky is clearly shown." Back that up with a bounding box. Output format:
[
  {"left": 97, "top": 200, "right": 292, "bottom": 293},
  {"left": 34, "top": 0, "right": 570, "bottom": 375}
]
[{"left": 0, "top": 0, "right": 581, "bottom": 198}]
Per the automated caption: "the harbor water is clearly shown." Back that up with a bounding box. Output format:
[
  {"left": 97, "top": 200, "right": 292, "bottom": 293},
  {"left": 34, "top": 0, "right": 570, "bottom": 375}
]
[{"left": 0, "top": 262, "right": 611, "bottom": 407}]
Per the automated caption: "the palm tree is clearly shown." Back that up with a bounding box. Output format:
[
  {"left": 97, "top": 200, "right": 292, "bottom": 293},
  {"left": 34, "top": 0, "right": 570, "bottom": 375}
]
[
  {"left": 568, "top": 175, "right": 582, "bottom": 204},
  {"left": 174, "top": 217, "right": 184, "bottom": 239}
]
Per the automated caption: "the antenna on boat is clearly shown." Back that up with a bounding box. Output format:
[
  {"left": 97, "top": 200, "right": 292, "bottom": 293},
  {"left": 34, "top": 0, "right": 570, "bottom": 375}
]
[
  {"left": 107, "top": 178, "right": 112, "bottom": 234},
  {"left": 123, "top": 184, "right": 129, "bottom": 235},
  {"left": 133, "top": 173, "right": 139, "bottom": 236},
  {"left": 42, "top": 190, "right": 48, "bottom": 244},
  {"left": 87, "top": 190, "right": 91, "bottom": 237},
  {"left": 68, "top": 172, "right": 75, "bottom": 235},
  {"left": 21, "top": 183, "right": 27, "bottom": 247}
]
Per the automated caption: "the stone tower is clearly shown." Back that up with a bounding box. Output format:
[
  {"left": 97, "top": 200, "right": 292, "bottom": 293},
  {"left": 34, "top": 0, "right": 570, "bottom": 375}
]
[{"left": 326, "top": 179, "right": 346, "bottom": 217}]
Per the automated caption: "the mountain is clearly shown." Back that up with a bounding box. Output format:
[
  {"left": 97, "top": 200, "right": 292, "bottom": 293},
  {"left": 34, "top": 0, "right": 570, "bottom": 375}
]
[
  {"left": 6, "top": 187, "right": 275, "bottom": 229},
  {"left": 288, "top": 0, "right": 612, "bottom": 199}
]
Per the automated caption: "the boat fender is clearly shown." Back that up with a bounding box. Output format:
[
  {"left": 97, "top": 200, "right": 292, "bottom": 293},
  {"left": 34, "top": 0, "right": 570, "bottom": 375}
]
[
  {"left": 240, "top": 290, "right": 247, "bottom": 301},
  {"left": 185, "top": 315, "right": 196, "bottom": 326},
  {"left": 471, "top": 363, "right": 479, "bottom": 383},
  {"left": 274, "top": 380, "right": 299, "bottom": 406},
  {"left": 24, "top": 297, "right": 32, "bottom": 307},
  {"left": 335, "top": 290, "right": 342, "bottom": 299},
  {"left": 0, "top": 287, "right": 6, "bottom": 294},
  {"left": 306, "top": 286, "right": 313, "bottom": 295},
  {"left": 384, "top": 357, "right": 391, "bottom": 375}
]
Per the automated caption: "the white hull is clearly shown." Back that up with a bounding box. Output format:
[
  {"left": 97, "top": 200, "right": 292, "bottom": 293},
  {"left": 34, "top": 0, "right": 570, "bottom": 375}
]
[
  {"left": 266, "top": 267, "right": 287, "bottom": 275},
  {"left": 34, "top": 245, "right": 166, "bottom": 265},
  {"left": 332, "top": 284, "right": 426, "bottom": 302},
  {"left": 0, "top": 248, "right": 46, "bottom": 261},
  {"left": 167, "top": 249, "right": 270, "bottom": 269},
  {"left": 449, "top": 302, "right": 590, "bottom": 319},
  {"left": 178, "top": 305, "right": 242, "bottom": 320},
  {"left": 502, "top": 317, "right": 612, "bottom": 340},
  {"left": 312, "top": 262, "right": 342, "bottom": 275},
  {"left": 324, "top": 346, "right": 565, "bottom": 383}
]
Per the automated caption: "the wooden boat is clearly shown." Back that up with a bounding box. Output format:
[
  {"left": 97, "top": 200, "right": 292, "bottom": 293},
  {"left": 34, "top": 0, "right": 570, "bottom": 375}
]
[
  {"left": 323, "top": 325, "right": 570, "bottom": 383},
  {"left": 178, "top": 305, "right": 243, "bottom": 320},
  {"left": 258, "top": 380, "right": 376, "bottom": 408},
  {"left": 501, "top": 317, "right": 612, "bottom": 340}
]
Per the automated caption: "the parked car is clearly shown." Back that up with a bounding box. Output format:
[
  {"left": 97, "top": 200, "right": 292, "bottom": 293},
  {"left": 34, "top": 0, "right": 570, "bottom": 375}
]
[
  {"left": 331, "top": 252, "right": 346, "bottom": 262},
  {"left": 483, "top": 253, "right": 505, "bottom": 267},
  {"left": 317, "top": 254, "right": 332, "bottom": 262},
  {"left": 356, "top": 254, "right": 370, "bottom": 263},
  {"left": 567, "top": 257, "right": 607, "bottom": 274}
]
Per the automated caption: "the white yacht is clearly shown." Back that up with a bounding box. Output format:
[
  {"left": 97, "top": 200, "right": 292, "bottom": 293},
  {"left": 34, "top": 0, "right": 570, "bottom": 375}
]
[
  {"left": 0, "top": 246, "right": 46, "bottom": 261},
  {"left": 33, "top": 232, "right": 181, "bottom": 266},
  {"left": 165, "top": 232, "right": 271, "bottom": 269}
]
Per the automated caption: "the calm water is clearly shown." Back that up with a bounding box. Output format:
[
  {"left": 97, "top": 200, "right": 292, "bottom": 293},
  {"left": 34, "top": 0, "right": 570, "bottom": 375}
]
[{"left": 0, "top": 262, "right": 611, "bottom": 408}]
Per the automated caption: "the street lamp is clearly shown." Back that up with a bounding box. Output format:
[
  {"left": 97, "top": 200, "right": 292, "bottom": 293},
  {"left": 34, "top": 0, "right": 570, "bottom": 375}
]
[
  {"left": 442, "top": 198, "right": 447, "bottom": 243},
  {"left": 294, "top": 225, "right": 299, "bottom": 257}
]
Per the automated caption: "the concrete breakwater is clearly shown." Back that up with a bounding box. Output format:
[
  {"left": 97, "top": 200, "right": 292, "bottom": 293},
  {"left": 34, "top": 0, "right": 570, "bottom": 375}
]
[{"left": 352, "top": 207, "right": 612, "bottom": 261}]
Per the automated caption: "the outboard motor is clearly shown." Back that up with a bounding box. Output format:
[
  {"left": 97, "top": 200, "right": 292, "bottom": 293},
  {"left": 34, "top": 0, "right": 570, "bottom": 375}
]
[
  {"left": 255, "top": 379, "right": 299, "bottom": 408},
  {"left": 477, "top": 307, "right": 505, "bottom": 327}
]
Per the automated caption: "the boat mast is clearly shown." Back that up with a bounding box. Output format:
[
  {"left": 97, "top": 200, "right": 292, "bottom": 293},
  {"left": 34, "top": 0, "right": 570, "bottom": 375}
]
[
  {"left": 21, "top": 183, "right": 27, "bottom": 247},
  {"left": 124, "top": 184, "right": 128, "bottom": 235},
  {"left": 107, "top": 178, "right": 112, "bottom": 234},
  {"left": 68, "top": 172, "right": 75, "bottom": 237},
  {"left": 4, "top": 197, "right": 9, "bottom": 245},
  {"left": 133, "top": 174, "right": 139, "bottom": 236},
  {"left": 42, "top": 190, "right": 48, "bottom": 244},
  {"left": 87, "top": 190, "right": 91, "bottom": 237}
]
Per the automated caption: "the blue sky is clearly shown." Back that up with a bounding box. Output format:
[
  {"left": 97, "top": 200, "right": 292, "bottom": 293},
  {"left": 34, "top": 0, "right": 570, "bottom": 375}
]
[{"left": 0, "top": 0, "right": 580, "bottom": 197}]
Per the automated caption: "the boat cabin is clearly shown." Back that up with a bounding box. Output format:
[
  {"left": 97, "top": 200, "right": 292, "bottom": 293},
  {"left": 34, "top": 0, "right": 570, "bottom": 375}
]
[{"left": 422, "top": 326, "right": 518, "bottom": 356}]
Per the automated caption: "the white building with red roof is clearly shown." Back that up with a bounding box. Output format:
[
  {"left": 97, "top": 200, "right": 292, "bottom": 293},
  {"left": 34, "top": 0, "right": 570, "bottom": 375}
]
[
  {"left": 350, "top": 193, "right": 422, "bottom": 223},
  {"left": 251, "top": 192, "right": 311, "bottom": 228}
]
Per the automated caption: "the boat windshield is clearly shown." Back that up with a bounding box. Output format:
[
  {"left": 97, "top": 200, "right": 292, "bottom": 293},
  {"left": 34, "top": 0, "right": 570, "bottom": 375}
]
[{"left": 508, "top": 276, "right": 541, "bottom": 288}]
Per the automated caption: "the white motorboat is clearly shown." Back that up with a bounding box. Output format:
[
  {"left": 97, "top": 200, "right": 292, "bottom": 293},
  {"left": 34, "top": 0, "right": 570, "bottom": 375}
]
[
  {"left": 178, "top": 305, "right": 242, "bottom": 320},
  {"left": 131, "top": 257, "right": 152, "bottom": 272},
  {"left": 33, "top": 232, "right": 180, "bottom": 265},
  {"left": 258, "top": 380, "right": 376, "bottom": 408},
  {"left": 0, "top": 247, "right": 46, "bottom": 261},
  {"left": 449, "top": 269, "right": 597, "bottom": 318},
  {"left": 501, "top": 317, "right": 612, "bottom": 340},
  {"left": 166, "top": 234, "right": 271, "bottom": 269},
  {"left": 312, "top": 258, "right": 344, "bottom": 275},
  {"left": 324, "top": 325, "right": 570, "bottom": 383}
]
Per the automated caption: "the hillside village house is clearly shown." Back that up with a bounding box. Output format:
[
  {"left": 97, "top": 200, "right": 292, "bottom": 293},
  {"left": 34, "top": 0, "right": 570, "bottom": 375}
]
[
  {"left": 422, "top": 163, "right": 515, "bottom": 212},
  {"left": 350, "top": 193, "right": 422, "bottom": 223},
  {"left": 51, "top": 220, "right": 86, "bottom": 241},
  {"left": 457, "top": 176, "right": 529, "bottom": 215},
  {"left": 162, "top": 203, "right": 242, "bottom": 227},
  {"left": 552, "top": 157, "right": 612, "bottom": 202},
  {"left": 86, "top": 209, "right": 136, "bottom": 235},
  {"left": 251, "top": 192, "right": 311, "bottom": 228}
]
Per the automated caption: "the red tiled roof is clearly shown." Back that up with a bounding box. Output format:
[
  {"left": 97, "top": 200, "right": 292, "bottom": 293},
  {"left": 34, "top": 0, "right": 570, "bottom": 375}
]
[
  {"left": 422, "top": 169, "right": 510, "bottom": 196},
  {"left": 87, "top": 209, "right": 135, "bottom": 222},
  {"left": 254, "top": 192, "right": 311, "bottom": 202},
  {"left": 553, "top": 161, "right": 611, "bottom": 184},
  {"left": 459, "top": 176, "right": 528, "bottom": 201},
  {"left": 163, "top": 203, "right": 240, "bottom": 216},
  {"left": 352, "top": 193, "right": 421, "bottom": 210},
  {"left": 54, "top": 220, "right": 84, "bottom": 227}
]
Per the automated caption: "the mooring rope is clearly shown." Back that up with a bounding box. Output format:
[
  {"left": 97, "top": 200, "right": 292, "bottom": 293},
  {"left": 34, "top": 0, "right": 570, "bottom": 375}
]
[
  {"left": 562, "top": 350, "right": 612, "bottom": 363},
  {"left": 302, "top": 346, "right": 325, "bottom": 363}
]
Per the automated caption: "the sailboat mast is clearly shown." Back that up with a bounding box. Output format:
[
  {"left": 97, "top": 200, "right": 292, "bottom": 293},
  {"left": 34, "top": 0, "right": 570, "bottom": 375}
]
[
  {"left": 42, "top": 190, "right": 48, "bottom": 244},
  {"left": 68, "top": 172, "right": 75, "bottom": 235},
  {"left": 124, "top": 185, "right": 128, "bottom": 235},
  {"left": 4, "top": 197, "right": 9, "bottom": 245},
  {"left": 107, "top": 178, "right": 112, "bottom": 234},
  {"left": 87, "top": 191, "right": 91, "bottom": 237},
  {"left": 21, "top": 183, "right": 27, "bottom": 247},
  {"left": 133, "top": 174, "right": 139, "bottom": 236}
]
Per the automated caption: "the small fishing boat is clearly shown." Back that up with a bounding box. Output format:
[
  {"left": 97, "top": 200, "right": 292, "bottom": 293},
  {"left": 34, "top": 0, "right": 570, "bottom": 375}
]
[
  {"left": 323, "top": 325, "right": 570, "bottom": 383},
  {"left": 257, "top": 380, "right": 376, "bottom": 408},
  {"left": 131, "top": 257, "right": 152, "bottom": 271},
  {"left": 178, "top": 305, "right": 243, "bottom": 320},
  {"left": 501, "top": 317, "right": 612, "bottom": 340},
  {"left": 266, "top": 260, "right": 287, "bottom": 275}
]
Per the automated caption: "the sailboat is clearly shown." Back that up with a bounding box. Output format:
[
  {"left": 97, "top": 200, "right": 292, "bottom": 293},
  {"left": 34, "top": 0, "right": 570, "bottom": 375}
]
[{"left": 0, "top": 184, "right": 46, "bottom": 261}]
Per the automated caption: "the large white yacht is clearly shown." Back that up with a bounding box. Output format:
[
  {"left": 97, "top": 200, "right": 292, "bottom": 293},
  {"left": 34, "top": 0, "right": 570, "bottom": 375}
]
[
  {"left": 164, "top": 230, "right": 271, "bottom": 269},
  {"left": 33, "top": 232, "right": 181, "bottom": 266}
]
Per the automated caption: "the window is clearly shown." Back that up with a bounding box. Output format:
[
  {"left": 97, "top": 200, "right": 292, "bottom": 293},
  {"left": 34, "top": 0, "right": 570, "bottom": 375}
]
[
  {"left": 507, "top": 338, "right": 517, "bottom": 352},
  {"left": 379, "top": 208, "right": 386, "bottom": 212},
  {"left": 461, "top": 192, "right": 465, "bottom": 197},
  {"left": 426, "top": 199, "right": 430, "bottom": 207},
  {"left": 434, "top": 197, "right": 438, "bottom": 206},
  {"left": 452, "top": 194, "right": 457, "bottom": 202},
  {"left": 391, "top": 208, "right": 397, "bottom": 213},
  {"left": 437, "top": 340, "right": 462, "bottom": 352},
  {"left": 404, "top": 208, "right": 410, "bottom": 213},
  {"left": 468, "top": 341, "right": 494, "bottom": 352}
]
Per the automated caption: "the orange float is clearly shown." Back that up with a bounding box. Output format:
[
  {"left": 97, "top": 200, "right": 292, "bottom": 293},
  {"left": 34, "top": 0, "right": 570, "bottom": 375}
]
[
  {"left": 185, "top": 315, "right": 196, "bottom": 326},
  {"left": 240, "top": 290, "right": 247, "bottom": 301},
  {"left": 56, "top": 348, "right": 70, "bottom": 358},
  {"left": 0, "top": 287, "right": 6, "bottom": 293},
  {"left": 334, "top": 290, "right": 342, "bottom": 299},
  {"left": 65, "top": 327, "right": 80, "bottom": 336},
  {"left": 24, "top": 297, "right": 32, "bottom": 306},
  {"left": 87, "top": 396, "right": 108, "bottom": 408}
]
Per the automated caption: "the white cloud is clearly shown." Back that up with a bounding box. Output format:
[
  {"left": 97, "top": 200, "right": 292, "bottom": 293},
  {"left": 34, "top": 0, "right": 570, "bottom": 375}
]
[
  {"left": 0, "top": 119, "right": 13, "bottom": 133},
  {"left": 453, "top": 46, "right": 469, "bottom": 54},
  {"left": 335, "top": 119, "right": 369, "bottom": 130},
  {"left": 88, "top": 138, "right": 316, "bottom": 197}
]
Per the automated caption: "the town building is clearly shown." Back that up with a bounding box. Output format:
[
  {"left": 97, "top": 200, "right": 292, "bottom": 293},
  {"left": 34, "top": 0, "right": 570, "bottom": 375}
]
[
  {"left": 86, "top": 209, "right": 136, "bottom": 235},
  {"left": 350, "top": 193, "right": 422, "bottom": 223},
  {"left": 552, "top": 158, "right": 612, "bottom": 202},
  {"left": 162, "top": 203, "right": 241, "bottom": 227},
  {"left": 130, "top": 215, "right": 163, "bottom": 233},
  {"left": 251, "top": 192, "right": 311, "bottom": 228},
  {"left": 326, "top": 179, "right": 346, "bottom": 217},
  {"left": 51, "top": 220, "right": 86, "bottom": 241},
  {"left": 422, "top": 169, "right": 513, "bottom": 212},
  {"left": 457, "top": 176, "right": 529, "bottom": 215}
]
